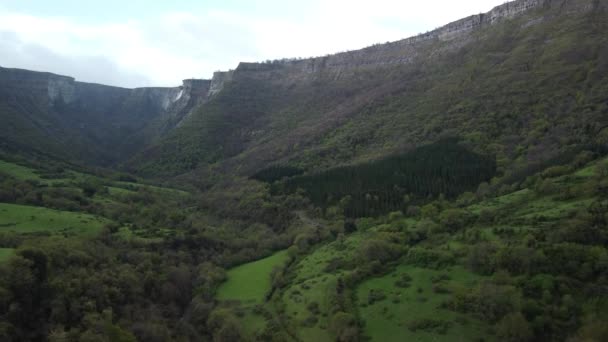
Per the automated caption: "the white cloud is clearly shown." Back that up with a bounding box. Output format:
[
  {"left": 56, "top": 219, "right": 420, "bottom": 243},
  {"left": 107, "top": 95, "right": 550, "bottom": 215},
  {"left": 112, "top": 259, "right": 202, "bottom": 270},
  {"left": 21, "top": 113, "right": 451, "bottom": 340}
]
[{"left": 0, "top": 0, "right": 507, "bottom": 87}]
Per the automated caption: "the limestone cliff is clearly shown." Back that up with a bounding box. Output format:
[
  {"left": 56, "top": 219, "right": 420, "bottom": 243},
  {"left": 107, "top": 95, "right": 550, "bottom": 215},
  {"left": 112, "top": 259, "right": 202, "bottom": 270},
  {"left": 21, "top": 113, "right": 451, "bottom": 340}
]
[
  {"left": 0, "top": 66, "right": 227, "bottom": 164},
  {"left": 230, "top": 0, "right": 604, "bottom": 80}
]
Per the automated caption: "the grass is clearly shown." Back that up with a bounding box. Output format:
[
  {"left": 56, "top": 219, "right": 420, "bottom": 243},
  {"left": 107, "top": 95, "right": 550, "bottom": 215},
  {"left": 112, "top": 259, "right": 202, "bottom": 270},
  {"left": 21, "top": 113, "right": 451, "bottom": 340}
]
[
  {"left": 107, "top": 186, "right": 136, "bottom": 196},
  {"left": 0, "top": 159, "right": 94, "bottom": 187},
  {"left": 0, "top": 160, "right": 41, "bottom": 180},
  {"left": 217, "top": 250, "right": 290, "bottom": 303},
  {"left": 0, "top": 203, "right": 109, "bottom": 236},
  {"left": 356, "top": 265, "right": 492, "bottom": 342},
  {"left": 115, "top": 226, "right": 168, "bottom": 243},
  {"left": 279, "top": 234, "right": 364, "bottom": 342},
  {"left": 113, "top": 181, "right": 189, "bottom": 196},
  {"left": 0, "top": 248, "right": 14, "bottom": 262},
  {"left": 468, "top": 189, "right": 531, "bottom": 214},
  {"left": 514, "top": 197, "right": 594, "bottom": 221}
]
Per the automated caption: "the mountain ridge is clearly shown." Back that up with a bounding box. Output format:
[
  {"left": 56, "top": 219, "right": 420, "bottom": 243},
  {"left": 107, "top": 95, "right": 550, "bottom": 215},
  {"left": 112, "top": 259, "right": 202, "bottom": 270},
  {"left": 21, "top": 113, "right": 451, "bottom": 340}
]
[
  {"left": 0, "top": 0, "right": 606, "bottom": 174},
  {"left": 129, "top": 0, "right": 607, "bottom": 178}
]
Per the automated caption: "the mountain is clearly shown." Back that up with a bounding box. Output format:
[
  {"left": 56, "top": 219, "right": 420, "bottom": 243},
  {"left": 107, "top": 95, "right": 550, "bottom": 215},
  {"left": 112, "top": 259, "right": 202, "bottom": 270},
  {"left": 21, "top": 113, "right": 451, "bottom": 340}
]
[
  {"left": 1, "top": 1, "right": 608, "bottom": 341},
  {"left": 0, "top": 67, "right": 231, "bottom": 165},
  {"left": 127, "top": 0, "right": 608, "bottom": 179},
  {"left": 1, "top": 0, "right": 606, "bottom": 180}
]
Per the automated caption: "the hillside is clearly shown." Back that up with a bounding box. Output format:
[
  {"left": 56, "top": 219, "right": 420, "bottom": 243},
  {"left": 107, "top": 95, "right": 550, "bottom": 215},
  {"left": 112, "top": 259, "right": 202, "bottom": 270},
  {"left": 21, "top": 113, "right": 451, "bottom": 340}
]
[
  {"left": 129, "top": 0, "right": 608, "bottom": 180},
  {"left": 211, "top": 153, "right": 608, "bottom": 342},
  {"left": 2, "top": 0, "right": 606, "bottom": 178}
]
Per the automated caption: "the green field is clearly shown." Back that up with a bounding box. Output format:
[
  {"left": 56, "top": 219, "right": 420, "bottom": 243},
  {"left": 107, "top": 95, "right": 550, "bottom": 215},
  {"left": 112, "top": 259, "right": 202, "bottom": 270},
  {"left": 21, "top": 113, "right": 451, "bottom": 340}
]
[
  {"left": 0, "top": 203, "right": 109, "bottom": 236},
  {"left": 0, "top": 248, "right": 14, "bottom": 262},
  {"left": 217, "top": 250, "right": 290, "bottom": 303},
  {"left": 0, "top": 160, "right": 41, "bottom": 180},
  {"left": 113, "top": 181, "right": 189, "bottom": 196},
  {"left": 0, "top": 159, "right": 90, "bottom": 186},
  {"left": 357, "top": 265, "right": 491, "bottom": 342}
]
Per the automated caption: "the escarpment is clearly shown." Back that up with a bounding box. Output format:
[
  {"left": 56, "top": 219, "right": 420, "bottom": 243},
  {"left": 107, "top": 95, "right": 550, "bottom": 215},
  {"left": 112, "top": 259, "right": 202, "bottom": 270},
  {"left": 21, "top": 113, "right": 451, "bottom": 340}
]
[
  {"left": 227, "top": 0, "right": 604, "bottom": 82},
  {"left": 1, "top": 0, "right": 605, "bottom": 170},
  {"left": 0, "top": 67, "right": 232, "bottom": 164}
]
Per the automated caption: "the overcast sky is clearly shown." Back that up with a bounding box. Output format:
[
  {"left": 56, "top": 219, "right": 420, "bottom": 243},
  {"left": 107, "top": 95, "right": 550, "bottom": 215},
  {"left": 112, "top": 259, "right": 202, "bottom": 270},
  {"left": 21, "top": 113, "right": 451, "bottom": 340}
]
[{"left": 0, "top": 0, "right": 508, "bottom": 88}]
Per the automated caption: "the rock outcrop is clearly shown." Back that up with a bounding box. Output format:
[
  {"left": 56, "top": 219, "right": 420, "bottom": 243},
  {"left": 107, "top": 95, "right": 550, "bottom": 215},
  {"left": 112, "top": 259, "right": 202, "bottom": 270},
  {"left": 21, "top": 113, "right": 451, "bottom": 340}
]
[
  {"left": 230, "top": 0, "right": 603, "bottom": 80},
  {"left": 0, "top": 66, "right": 225, "bottom": 164},
  {"left": 0, "top": 66, "right": 220, "bottom": 126}
]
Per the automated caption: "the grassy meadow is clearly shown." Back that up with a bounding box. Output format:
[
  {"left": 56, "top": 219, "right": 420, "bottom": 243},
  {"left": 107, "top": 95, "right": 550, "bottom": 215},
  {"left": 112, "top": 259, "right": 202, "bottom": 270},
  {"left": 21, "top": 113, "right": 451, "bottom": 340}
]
[
  {"left": 217, "top": 250, "right": 290, "bottom": 303},
  {"left": 0, "top": 203, "right": 108, "bottom": 236}
]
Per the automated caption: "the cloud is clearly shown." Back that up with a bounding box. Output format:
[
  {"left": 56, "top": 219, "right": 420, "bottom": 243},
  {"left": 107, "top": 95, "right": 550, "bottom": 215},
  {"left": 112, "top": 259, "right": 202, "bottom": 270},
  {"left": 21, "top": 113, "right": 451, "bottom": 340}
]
[
  {"left": 0, "top": 0, "right": 507, "bottom": 87},
  {"left": 0, "top": 31, "right": 151, "bottom": 87}
]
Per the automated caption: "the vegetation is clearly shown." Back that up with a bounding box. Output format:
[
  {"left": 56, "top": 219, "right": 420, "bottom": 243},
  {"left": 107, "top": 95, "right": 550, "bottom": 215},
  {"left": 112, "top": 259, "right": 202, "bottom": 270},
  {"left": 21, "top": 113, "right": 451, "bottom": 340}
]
[
  {"left": 1, "top": 2, "right": 608, "bottom": 342},
  {"left": 216, "top": 250, "right": 290, "bottom": 303},
  {"left": 269, "top": 139, "right": 496, "bottom": 217},
  {"left": 0, "top": 156, "right": 301, "bottom": 341},
  {"left": 0, "top": 247, "right": 13, "bottom": 262}
]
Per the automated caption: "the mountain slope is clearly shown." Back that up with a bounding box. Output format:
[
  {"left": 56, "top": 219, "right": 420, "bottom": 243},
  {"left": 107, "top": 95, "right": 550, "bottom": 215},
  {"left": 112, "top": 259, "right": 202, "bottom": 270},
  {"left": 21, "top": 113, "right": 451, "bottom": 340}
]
[
  {"left": 129, "top": 0, "right": 608, "bottom": 180},
  {"left": 0, "top": 67, "right": 222, "bottom": 165}
]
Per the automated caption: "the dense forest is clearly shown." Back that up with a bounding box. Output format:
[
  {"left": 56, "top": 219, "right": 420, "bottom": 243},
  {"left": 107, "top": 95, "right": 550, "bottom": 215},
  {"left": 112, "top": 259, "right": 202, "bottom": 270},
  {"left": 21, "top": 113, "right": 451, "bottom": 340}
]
[{"left": 262, "top": 139, "right": 496, "bottom": 217}]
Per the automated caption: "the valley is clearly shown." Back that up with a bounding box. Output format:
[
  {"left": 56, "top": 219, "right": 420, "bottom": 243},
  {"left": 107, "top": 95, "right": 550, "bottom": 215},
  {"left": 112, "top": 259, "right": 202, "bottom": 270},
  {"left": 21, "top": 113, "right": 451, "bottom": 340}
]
[{"left": 0, "top": 0, "right": 607, "bottom": 341}]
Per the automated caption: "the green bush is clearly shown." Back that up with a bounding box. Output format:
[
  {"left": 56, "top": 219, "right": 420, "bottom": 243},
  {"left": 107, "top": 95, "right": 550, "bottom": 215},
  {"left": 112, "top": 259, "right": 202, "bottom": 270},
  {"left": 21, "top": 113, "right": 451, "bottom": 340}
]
[{"left": 406, "top": 318, "right": 451, "bottom": 334}]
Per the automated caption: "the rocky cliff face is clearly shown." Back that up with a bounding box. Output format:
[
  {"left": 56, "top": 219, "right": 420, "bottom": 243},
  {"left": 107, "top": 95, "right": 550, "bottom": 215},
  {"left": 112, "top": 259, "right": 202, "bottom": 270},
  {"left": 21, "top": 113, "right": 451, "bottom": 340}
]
[
  {"left": 0, "top": 66, "right": 231, "bottom": 164},
  {"left": 0, "top": 66, "right": 224, "bottom": 121},
  {"left": 128, "top": 0, "right": 608, "bottom": 177},
  {"left": 229, "top": 0, "right": 603, "bottom": 81}
]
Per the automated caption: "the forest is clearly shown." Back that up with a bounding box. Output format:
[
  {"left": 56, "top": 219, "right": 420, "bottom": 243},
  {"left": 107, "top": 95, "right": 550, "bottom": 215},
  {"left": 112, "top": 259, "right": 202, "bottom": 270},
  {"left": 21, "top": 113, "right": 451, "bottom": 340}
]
[{"left": 263, "top": 139, "right": 496, "bottom": 217}]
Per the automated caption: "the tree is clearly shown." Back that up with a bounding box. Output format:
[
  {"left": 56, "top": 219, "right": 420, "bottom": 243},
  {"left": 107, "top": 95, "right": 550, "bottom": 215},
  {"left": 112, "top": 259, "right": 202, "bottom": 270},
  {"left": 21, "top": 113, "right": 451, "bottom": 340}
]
[
  {"left": 439, "top": 209, "right": 471, "bottom": 232},
  {"left": 467, "top": 243, "right": 496, "bottom": 275},
  {"left": 214, "top": 319, "right": 244, "bottom": 342},
  {"left": 357, "top": 239, "right": 401, "bottom": 264},
  {"left": 194, "top": 263, "right": 226, "bottom": 300},
  {"left": 5, "top": 249, "right": 50, "bottom": 340},
  {"left": 476, "top": 182, "right": 491, "bottom": 199},
  {"left": 406, "top": 205, "right": 421, "bottom": 217},
  {"left": 80, "top": 178, "right": 104, "bottom": 197},
  {"left": 207, "top": 309, "right": 244, "bottom": 342},
  {"left": 343, "top": 219, "right": 357, "bottom": 233},
  {"left": 420, "top": 203, "right": 439, "bottom": 220},
  {"left": 496, "top": 312, "right": 533, "bottom": 342},
  {"left": 535, "top": 178, "right": 557, "bottom": 195},
  {"left": 330, "top": 312, "right": 359, "bottom": 342}
]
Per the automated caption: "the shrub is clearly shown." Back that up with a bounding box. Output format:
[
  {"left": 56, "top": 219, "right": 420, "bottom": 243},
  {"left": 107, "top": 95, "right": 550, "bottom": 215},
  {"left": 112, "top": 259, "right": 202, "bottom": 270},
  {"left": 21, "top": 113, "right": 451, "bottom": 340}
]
[
  {"left": 445, "top": 282, "right": 521, "bottom": 323},
  {"left": 467, "top": 243, "right": 497, "bottom": 275},
  {"left": 495, "top": 312, "right": 533, "bottom": 342},
  {"left": 394, "top": 273, "right": 412, "bottom": 288},
  {"left": 357, "top": 239, "right": 402, "bottom": 264},
  {"left": 302, "top": 315, "right": 319, "bottom": 327},
  {"left": 307, "top": 301, "right": 320, "bottom": 314},
  {"left": 572, "top": 150, "right": 595, "bottom": 168},
  {"left": 535, "top": 179, "right": 558, "bottom": 195},
  {"left": 541, "top": 165, "right": 571, "bottom": 178},
  {"left": 329, "top": 312, "right": 359, "bottom": 342},
  {"left": 406, "top": 205, "right": 421, "bottom": 217},
  {"left": 367, "top": 289, "right": 386, "bottom": 305},
  {"left": 406, "top": 318, "right": 451, "bottom": 334},
  {"left": 478, "top": 208, "right": 498, "bottom": 224},
  {"left": 406, "top": 247, "right": 455, "bottom": 269},
  {"left": 432, "top": 284, "right": 451, "bottom": 294},
  {"left": 388, "top": 211, "right": 404, "bottom": 222},
  {"left": 439, "top": 209, "right": 472, "bottom": 232}
]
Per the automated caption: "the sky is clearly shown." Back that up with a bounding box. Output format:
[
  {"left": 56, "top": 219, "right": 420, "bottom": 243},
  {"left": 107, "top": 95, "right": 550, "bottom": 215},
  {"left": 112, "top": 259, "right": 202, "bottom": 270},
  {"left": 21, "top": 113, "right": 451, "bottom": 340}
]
[{"left": 0, "top": 0, "right": 508, "bottom": 88}]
